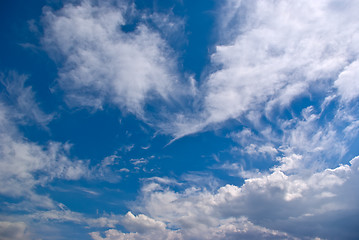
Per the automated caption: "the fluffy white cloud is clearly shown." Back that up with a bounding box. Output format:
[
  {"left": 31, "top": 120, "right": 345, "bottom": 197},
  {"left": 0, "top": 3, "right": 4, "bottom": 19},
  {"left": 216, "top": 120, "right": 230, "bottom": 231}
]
[
  {"left": 42, "top": 0, "right": 181, "bottom": 117},
  {"left": 90, "top": 212, "right": 290, "bottom": 240},
  {"left": 91, "top": 155, "right": 359, "bottom": 239},
  {"left": 89, "top": 211, "right": 182, "bottom": 240},
  {"left": 334, "top": 60, "right": 359, "bottom": 102}
]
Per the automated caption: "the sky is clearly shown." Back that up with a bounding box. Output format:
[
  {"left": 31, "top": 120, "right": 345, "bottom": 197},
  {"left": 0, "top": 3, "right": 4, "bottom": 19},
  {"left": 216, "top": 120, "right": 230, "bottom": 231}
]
[{"left": 1, "top": 0, "right": 359, "bottom": 239}]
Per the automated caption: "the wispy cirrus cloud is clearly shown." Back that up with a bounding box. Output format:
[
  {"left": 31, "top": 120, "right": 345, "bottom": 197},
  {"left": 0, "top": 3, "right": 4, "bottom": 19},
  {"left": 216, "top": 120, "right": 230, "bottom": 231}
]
[
  {"left": 0, "top": 71, "right": 123, "bottom": 238},
  {"left": 0, "top": 72, "right": 90, "bottom": 205},
  {"left": 0, "top": 71, "right": 54, "bottom": 126}
]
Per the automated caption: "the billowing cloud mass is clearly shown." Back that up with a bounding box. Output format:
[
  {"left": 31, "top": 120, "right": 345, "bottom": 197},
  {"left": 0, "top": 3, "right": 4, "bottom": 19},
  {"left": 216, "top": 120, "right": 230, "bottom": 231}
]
[
  {"left": 91, "top": 155, "right": 359, "bottom": 240},
  {"left": 42, "top": 0, "right": 180, "bottom": 117}
]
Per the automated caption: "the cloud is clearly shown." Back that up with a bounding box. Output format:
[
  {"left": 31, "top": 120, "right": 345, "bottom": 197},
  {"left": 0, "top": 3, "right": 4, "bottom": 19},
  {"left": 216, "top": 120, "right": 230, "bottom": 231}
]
[
  {"left": 334, "top": 60, "right": 359, "bottom": 102},
  {"left": 0, "top": 72, "right": 94, "bottom": 210},
  {"left": 0, "top": 221, "right": 28, "bottom": 240},
  {"left": 0, "top": 71, "right": 54, "bottom": 126},
  {"left": 168, "top": 0, "right": 359, "bottom": 138},
  {"left": 91, "top": 155, "right": 359, "bottom": 239},
  {"left": 0, "top": 71, "right": 133, "bottom": 239},
  {"left": 90, "top": 212, "right": 290, "bottom": 240},
  {"left": 30, "top": 203, "right": 120, "bottom": 229},
  {"left": 0, "top": 128, "right": 89, "bottom": 200},
  {"left": 42, "top": 0, "right": 182, "bottom": 117}
]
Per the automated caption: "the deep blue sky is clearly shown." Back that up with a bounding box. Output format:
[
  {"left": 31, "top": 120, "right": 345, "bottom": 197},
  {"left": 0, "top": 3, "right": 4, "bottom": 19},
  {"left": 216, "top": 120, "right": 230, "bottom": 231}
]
[{"left": 1, "top": 0, "right": 359, "bottom": 239}]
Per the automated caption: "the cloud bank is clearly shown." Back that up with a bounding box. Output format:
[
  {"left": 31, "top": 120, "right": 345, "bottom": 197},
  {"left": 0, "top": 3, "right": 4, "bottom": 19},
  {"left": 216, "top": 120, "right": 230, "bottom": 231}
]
[{"left": 91, "top": 155, "right": 359, "bottom": 240}]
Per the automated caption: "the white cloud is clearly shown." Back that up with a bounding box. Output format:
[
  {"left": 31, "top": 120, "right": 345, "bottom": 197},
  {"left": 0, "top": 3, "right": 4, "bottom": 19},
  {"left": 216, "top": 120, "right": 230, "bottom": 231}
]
[
  {"left": 168, "top": 0, "right": 359, "bottom": 139},
  {"left": 91, "top": 155, "right": 359, "bottom": 240},
  {"left": 0, "top": 131, "right": 89, "bottom": 199},
  {"left": 90, "top": 212, "right": 291, "bottom": 240},
  {"left": 89, "top": 211, "right": 182, "bottom": 240},
  {"left": 30, "top": 204, "right": 121, "bottom": 229},
  {"left": 207, "top": 0, "right": 358, "bottom": 120},
  {"left": 0, "top": 72, "right": 94, "bottom": 208},
  {"left": 334, "top": 60, "right": 359, "bottom": 102},
  {"left": 0, "top": 71, "right": 54, "bottom": 126},
  {"left": 42, "top": 0, "right": 182, "bottom": 117},
  {"left": 121, "top": 211, "right": 167, "bottom": 233}
]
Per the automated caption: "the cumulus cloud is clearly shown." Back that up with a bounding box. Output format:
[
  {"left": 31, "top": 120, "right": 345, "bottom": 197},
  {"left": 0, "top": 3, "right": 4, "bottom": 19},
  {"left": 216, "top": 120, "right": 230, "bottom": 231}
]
[
  {"left": 91, "top": 155, "right": 359, "bottom": 240},
  {"left": 90, "top": 211, "right": 290, "bottom": 240},
  {"left": 42, "top": 0, "right": 182, "bottom": 117}
]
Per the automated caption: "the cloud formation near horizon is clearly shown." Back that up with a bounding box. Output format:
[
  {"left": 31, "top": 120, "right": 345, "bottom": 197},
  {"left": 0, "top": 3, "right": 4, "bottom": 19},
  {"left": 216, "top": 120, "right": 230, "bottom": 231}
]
[{"left": 89, "top": 155, "right": 359, "bottom": 240}]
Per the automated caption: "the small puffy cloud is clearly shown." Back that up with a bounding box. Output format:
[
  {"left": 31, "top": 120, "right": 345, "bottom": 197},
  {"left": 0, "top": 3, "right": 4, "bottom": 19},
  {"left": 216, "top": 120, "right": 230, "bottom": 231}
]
[
  {"left": 121, "top": 211, "right": 166, "bottom": 233},
  {"left": 90, "top": 212, "right": 182, "bottom": 240}
]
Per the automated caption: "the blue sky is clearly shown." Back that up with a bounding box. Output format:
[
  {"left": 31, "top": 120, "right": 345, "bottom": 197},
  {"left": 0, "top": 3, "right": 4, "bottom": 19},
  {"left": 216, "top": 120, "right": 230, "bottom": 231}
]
[{"left": 1, "top": 0, "right": 359, "bottom": 239}]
